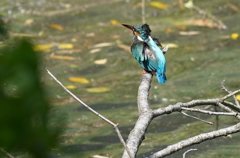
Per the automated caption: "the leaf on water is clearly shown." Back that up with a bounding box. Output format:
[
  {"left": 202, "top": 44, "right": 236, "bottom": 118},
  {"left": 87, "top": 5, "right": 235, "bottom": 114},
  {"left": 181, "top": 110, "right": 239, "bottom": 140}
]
[
  {"left": 65, "top": 85, "right": 77, "bottom": 89},
  {"left": 110, "top": 20, "right": 121, "bottom": 26},
  {"left": 190, "top": 19, "right": 217, "bottom": 28},
  {"left": 34, "top": 44, "right": 54, "bottom": 51},
  {"left": 25, "top": 19, "right": 34, "bottom": 25},
  {"left": 47, "top": 24, "right": 64, "bottom": 30},
  {"left": 58, "top": 44, "right": 73, "bottom": 49},
  {"left": 69, "top": 77, "right": 90, "bottom": 84},
  {"left": 50, "top": 53, "right": 76, "bottom": 60},
  {"left": 94, "top": 43, "right": 113, "bottom": 48},
  {"left": 86, "top": 87, "right": 110, "bottom": 93},
  {"left": 231, "top": 33, "right": 239, "bottom": 40},
  {"left": 162, "top": 43, "right": 178, "bottom": 48},
  {"left": 117, "top": 44, "right": 131, "bottom": 53},
  {"left": 89, "top": 48, "right": 101, "bottom": 54},
  {"left": 236, "top": 94, "right": 240, "bottom": 101},
  {"left": 150, "top": 1, "right": 168, "bottom": 9},
  {"left": 184, "top": 0, "right": 194, "bottom": 8},
  {"left": 94, "top": 58, "right": 107, "bottom": 65},
  {"left": 179, "top": 31, "right": 199, "bottom": 35}
]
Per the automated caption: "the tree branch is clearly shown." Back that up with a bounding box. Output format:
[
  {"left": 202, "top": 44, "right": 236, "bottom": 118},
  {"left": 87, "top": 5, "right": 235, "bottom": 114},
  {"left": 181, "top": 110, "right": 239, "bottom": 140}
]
[
  {"left": 148, "top": 122, "right": 240, "bottom": 158},
  {"left": 0, "top": 148, "right": 14, "bottom": 158},
  {"left": 46, "top": 69, "right": 133, "bottom": 158}
]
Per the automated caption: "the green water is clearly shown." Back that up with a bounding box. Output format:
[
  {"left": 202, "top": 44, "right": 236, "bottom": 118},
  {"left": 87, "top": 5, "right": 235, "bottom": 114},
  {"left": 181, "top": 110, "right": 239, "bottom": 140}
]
[{"left": 1, "top": 0, "right": 240, "bottom": 157}]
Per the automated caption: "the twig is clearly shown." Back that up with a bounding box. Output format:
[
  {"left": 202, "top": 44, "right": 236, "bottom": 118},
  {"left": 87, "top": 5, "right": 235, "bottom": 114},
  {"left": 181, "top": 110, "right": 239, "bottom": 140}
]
[
  {"left": 222, "top": 89, "right": 240, "bottom": 101},
  {"left": 181, "top": 107, "right": 237, "bottom": 116},
  {"left": 46, "top": 69, "right": 133, "bottom": 158},
  {"left": 183, "top": 148, "right": 197, "bottom": 158},
  {"left": 181, "top": 111, "right": 213, "bottom": 125},
  {"left": 0, "top": 148, "right": 14, "bottom": 158},
  {"left": 217, "top": 103, "right": 240, "bottom": 120},
  {"left": 221, "top": 80, "right": 240, "bottom": 106}
]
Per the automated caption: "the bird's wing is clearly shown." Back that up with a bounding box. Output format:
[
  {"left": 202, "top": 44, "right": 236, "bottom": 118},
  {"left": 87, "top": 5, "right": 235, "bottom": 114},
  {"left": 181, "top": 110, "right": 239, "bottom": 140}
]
[{"left": 131, "top": 41, "right": 145, "bottom": 62}]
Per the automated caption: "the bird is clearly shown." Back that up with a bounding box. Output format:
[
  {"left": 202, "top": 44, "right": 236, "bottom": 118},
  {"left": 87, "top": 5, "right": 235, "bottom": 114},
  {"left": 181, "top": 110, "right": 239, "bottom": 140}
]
[{"left": 122, "top": 23, "right": 167, "bottom": 83}]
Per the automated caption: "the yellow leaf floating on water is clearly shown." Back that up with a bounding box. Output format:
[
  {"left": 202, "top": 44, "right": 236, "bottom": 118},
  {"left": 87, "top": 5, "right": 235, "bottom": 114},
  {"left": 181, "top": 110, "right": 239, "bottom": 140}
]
[
  {"left": 65, "top": 85, "right": 77, "bottom": 89},
  {"left": 150, "top": 1, "right": 168, "bottom": 9},
  {"left": 94, "top": 58, "right": 107, "bottom": 65},
  {"left": 162, "top": 43, "right": 178, "bottom": 48},
  {"left": 50, "top": 53, "right": 76, "bottom": 60},
  {"left": 236, "top": 94, "right": 240, "bottom": 101},
  {"left": 86, "top": 87, "right": 110, "bottom": 93},
  {"left": 110, "top": 20, "right": 121, "bottom": 26},
  {"left": 69, "top": 77, "right": 90, "bottom": 84},
  {"left": 47, "top": 24, "right": 64, "bottom": 30},
  {"left": 34, "top": 44, "right": 54, "bottom": 51},
  {"left": 231, "top": 33, "right": 239, "bottom": 40},
  {"left": 58, "top": 44, "right": 73, "bottom": 49}
]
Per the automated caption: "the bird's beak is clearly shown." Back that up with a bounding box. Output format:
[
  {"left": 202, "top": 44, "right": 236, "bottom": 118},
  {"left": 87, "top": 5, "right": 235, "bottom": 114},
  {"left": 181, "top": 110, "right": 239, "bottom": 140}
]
[{"left": 122, "top": 24, "right": 134, "bottom": 31}]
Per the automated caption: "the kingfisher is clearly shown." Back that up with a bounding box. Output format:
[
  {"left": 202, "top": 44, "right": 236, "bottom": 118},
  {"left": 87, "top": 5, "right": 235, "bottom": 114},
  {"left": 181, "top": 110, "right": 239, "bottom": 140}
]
[{"left": 122, "top": 23, "right": 167, "bottom": 83}]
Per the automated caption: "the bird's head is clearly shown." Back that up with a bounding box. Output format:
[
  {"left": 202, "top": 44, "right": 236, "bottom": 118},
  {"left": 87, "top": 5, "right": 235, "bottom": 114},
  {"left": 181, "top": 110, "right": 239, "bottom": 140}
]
[{"left": 122, "top": 23, "right": 151, "bottom": 42}]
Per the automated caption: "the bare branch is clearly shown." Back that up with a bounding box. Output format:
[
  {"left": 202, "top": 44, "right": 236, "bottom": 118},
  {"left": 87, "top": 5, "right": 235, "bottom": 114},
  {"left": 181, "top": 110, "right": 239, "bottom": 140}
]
[
  {"left": 148, "top": 122, "right": 240, "bottom": 158},
  {"left": 122, "top": 72, "right": 154, "bottom": 158},
  {"left": 181, "top": 111, "right": 213, "bottom": 125},
  {"left": 181, "top": 107, "right": 237, "bottom": 116},
  {"left": 0, "top": 148, "right": 14, "bottom": 158},
  {"left": 221, "top": 80, "right": 240, "bottom": 106},
  {"left": 183, "top": 149, "right": 197, "bottom": 158},
  {"left": 46, "top": 69, "right": 133, "bottom": 158},
  {"left": 217, "top": 103, "right": 240, "bottom": 120},
  {"left": 222, "top": 89, "right": 240, "bottom": 101}
]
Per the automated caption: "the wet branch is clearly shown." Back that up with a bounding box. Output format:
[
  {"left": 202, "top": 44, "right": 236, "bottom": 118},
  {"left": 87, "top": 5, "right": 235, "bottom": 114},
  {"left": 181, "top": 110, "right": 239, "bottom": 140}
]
[{"left": 47, "top": 69, "right": 133, "bottom": 158}]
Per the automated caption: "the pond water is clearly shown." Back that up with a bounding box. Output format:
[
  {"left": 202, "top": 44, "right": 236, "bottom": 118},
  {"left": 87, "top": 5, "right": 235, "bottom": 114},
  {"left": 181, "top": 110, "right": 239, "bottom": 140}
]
[{"left": 1, "top": 0, "right": 240, "bottom": 157}]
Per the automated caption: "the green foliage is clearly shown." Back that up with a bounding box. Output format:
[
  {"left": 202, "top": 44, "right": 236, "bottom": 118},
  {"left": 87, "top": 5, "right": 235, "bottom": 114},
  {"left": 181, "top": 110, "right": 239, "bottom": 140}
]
[{"left": 0, "top": 34, "right": 60, "bottom": 157}]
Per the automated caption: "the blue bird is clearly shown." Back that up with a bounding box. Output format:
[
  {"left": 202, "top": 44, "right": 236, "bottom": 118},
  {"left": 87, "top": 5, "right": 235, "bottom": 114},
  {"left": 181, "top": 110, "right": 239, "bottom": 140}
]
[{"left": 122, "top": 23, "right": 167, "bottom": 83}]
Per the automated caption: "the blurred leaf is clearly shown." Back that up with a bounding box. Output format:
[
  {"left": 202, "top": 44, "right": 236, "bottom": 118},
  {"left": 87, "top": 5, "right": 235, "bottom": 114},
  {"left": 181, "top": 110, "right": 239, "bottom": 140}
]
[
  {"left": 47, "top": 24, "right": 64, "bottom": 30},
  {"left": 58, "top": 44, "right": 73, "bottom": 49},
  {"left": 94, "top": 58, "right": 107, "bottom": 65},
  {"left": 150, "top": 1, "right": 168, "bottom": 9},
  {"left": 50, "top": 53, "right": 76, "bottom": 60},
  {"left": 190, "top": 19, "right": 217, "bottom": 28},
  {"left": 231, "top": 33, "right": 239, "bottom": 40},
  {"left": 226, "top": 3, "right": 240, "bottom": 13},
  {"left": 236, "top": 94, "right": 240, "bottom": 101},
  {"left": 165, "top": 28, "right": 173, "bottom": 33},
  {"left": 136, "top": 2, "right": 142, "bottom": 7},
  {"left": 25, "top": 19, "right": 34, "bottom": 25},
  {"left": 92, "top": 155, "right": 109, "bottom": 158},
  {"left": 94, "top": 42, "right": 113, "bottom": 48},
  {"left": 110, "top": 20, "right": 121, "bottom": 26},
  {"left": 86, "top": 87, "right": 110, "bottom": 93},
  {"left": 90, "top": 48, "right": 101, "bottom": 54},
  {"left": 69, "top": 77, "right": 90, "bottom": 84},
  {"left": 162, "top": 43, "right": 178, "bottom": 48},
  {"left": 117, "top": 44, "right": 130, "bottom": 53},
  {"left": 34, "top": 44, "right": 54, "bottom": 51},
  {"left": 179, "top": 31, "right": 199, "bottom": 35},
  {"left": 184, "top": 0, "right": 194, "bottom": 8},
  {"left": 65, "top": 85, "right": 77, "bottom": 89}
]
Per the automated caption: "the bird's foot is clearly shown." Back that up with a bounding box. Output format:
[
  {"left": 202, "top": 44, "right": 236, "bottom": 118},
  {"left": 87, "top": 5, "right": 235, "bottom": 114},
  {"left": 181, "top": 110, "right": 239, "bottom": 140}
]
[{"left": 141, "top": 69, "right": 147, "bottom": 75}]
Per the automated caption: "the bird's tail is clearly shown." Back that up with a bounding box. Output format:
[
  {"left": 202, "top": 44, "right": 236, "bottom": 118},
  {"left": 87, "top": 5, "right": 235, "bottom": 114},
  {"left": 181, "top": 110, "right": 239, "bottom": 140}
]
[{"left": 156, "top": 71, "right": 167, "bottom": 83}]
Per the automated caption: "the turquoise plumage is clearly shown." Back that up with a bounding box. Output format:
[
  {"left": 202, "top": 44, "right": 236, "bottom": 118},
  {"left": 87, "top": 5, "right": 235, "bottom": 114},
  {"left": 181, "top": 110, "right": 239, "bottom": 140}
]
[{"left": 122, "top": 24, "right": 167, "bottom": 83}]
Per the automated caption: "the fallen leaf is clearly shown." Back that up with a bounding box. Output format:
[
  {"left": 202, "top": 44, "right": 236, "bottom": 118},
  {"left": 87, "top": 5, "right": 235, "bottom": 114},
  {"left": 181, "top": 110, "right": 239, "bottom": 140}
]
[
  {"left": 150, "top": 1, "right": 168, "bottom": 9},
  {"left": 65, "top": 85, "right": 77, "bottom": 89},
  {"left": 86, "top": 32, "right": 95, "bottom": 37},
  {"left": 236, "top": 94, "right": 240, "bottom": 101},
  {"left": 94, "top": 43, "right": 113, "bottom": 48},
  {"left": 71, "top": 38, "right": 77, "bottom": 42},
  {"left": 190, "top": 19, "right": 217, "bottom": 28},
  {"left": 34, "top": 44, "right": 54, "bottom": 51},
  {"left": 69, "top": 77, "right": 90, "bottom": 84},
  {"left": 90, "top": 48, "right": 101, "bottom": 54},
  {"left": 50, "top": 53, "right": 76, "bottom": 60},
  {"left": 231, "top": 33, "right": 239, "bottom": 40},
  {"left": 86, "top": 87, "right": 110, "bottom": 93},
  {"left": 47, "top": 24, "right": 64, "bottom": 30},
  {"left": 110, "top": 20, "right": 121, "bottom": 26},
  {"left": 56, "top": 49, "right": 81, "bottom": 54},
  {"left": 58, "top": 44, "right": 73, "bottom": 49},
  {"left": 184, "top": 0, "right": 193, "bottom": 8},
  {"left": 25, "top": 19, "right": 34, "bottom": 24},
  {"left": 94, "top": 58, "right": 107, "bottom": 65},
  {"left": 162, "top": 43, "right": 178, "bottom": 48},
  {"left": 179, "top": 31, "right": 199, "bottom": 35},
  {"left": 117, "top": 44, "right": 130, "bottom": 53},
  {"left": 165, "top": 28, "right": 173, "bottom": 33},
  {"left": 226, "top": 2, "right": 240, "bottom": 13},
  {"left": 136, "top": 2, "right": 142, "bottom": 7}
]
